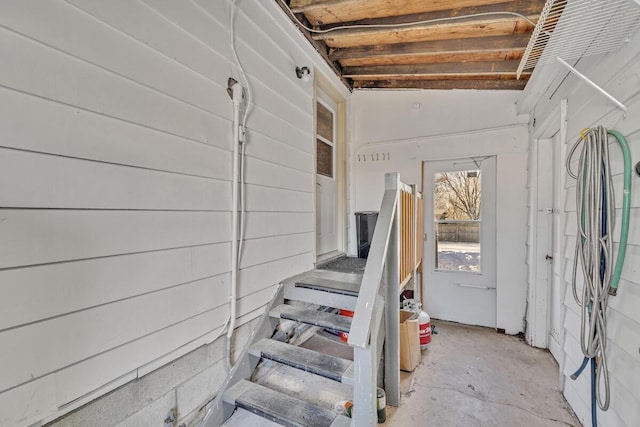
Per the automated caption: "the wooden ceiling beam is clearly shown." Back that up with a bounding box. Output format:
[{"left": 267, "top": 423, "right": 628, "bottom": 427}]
[
  {"left": 350, "top": 73, "right": 531, "bottom": 81},
  {"left": 320, "top": 0, "right": 545, "bottom": 29},
  {"left": 339, "top": 50, "right": 525, "bottom": 67},
  {"left": 290, "top": 0, "right": 512, "bottom": 25},
  {"left": 314, "top": 17, "right": 537, "bottom": 48},
  {"left": 352, "top": 79, "right": 529, "bottom": 90},
  {"left": 330, "top": 34, "right": 530, "bottom": 61},
  {"left": 343, "top": 60, "right": 522, "bottom": 78}
]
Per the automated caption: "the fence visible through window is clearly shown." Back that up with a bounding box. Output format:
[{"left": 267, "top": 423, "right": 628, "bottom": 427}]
[{"left": 433, "top": 169, "right": 482, "bottom": 273}]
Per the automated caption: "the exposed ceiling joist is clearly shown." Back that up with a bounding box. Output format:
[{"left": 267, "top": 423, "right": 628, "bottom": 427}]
[
  {"left": 313, "top": 17, "right": 536, "bottom": 48},
  {"left": 290, "top": 0, "right": 514, "bottom": 25},
  {"left": 330, "top": 34, "right": 531, "bottom": 66},
  {"left": 353, "top": 78, "right": 529, "bottom": 90},
  {"left": 344, "top": 60, "right": 523, "bottom": 79},
  {"left": 277, "top": 0, "right": 547, "bottom": 90}
]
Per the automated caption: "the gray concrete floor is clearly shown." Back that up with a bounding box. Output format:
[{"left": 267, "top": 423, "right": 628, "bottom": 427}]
[{"left": 384, "top": 321, "right": 580, "bottom": 427}]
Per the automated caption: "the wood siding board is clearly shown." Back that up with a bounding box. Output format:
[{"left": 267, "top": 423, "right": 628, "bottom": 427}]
[
  {"left": 0, "top": 210, "right": 230, "bottom": 269},
  {"left": 0, "top": 26, "right": 226, "bottom": 146},
  {"left": 245, "top": 156, "right": 314, "bottom": 193},
  {"left": 239, "top": 233, "right": 314, "bottom": 270},
  {"left": 0, "top": 88, "right": 233, "bottom": 178},
  {"left": 67, "top": 0, "right": 233, "bottom": 90},
  {"left": 238, "top": 253, "right": 313, "bottom": 297},
  {"left": 291, "top": 0, "right": 515, "bottom": 25},
  {"left": 242, "top": 212, "right": 314, "bottom": 241},
  {"left": 245, "top": 184, "right": 314, "bottom": 212},
  {"left": 247, "top": 106, "right": 314, "bottom": 155},
  {"left": 0, "top": 148, "right": 230, "bottom": 211},
  {"left": 313, "top": 18, "right": 536, "bottom": 48},
  {"left": 54, "top": 306, "right": 229, "bottom": 407},
  {"left": 0, "top": 375, "right": 58, "bottom": 427},
  {"left": 0, "top": 1, "right": 231, "bottom": 119},
  {"left": 0, "top": 274, "right": 230, "bottom": 394},
  {"left": 0, "top": 244, "right": 230, "bottom": 331},
  {"left": 246, "top": 133, "right": 314, "bottom": 173}
]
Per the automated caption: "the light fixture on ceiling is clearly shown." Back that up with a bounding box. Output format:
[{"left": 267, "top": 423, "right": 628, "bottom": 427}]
[{"left": 295, "top": 66, "right": 311, "bottom": 82}]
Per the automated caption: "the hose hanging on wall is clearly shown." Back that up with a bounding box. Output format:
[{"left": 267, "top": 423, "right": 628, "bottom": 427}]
[{"left": 566, "top": 126, "right": 632, "bottom": 426}]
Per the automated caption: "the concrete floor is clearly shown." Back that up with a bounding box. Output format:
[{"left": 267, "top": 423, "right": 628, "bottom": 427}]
[{"left": 385, "top": 321, "right": 580, "bottom": 427}]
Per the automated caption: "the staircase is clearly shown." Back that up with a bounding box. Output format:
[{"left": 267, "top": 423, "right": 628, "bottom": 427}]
[
  {"left": 201, "top": 173, "right": 423, "bottom": 427},
  {"left": 203, "top": 269, "right": 366, "bottom": 427}
]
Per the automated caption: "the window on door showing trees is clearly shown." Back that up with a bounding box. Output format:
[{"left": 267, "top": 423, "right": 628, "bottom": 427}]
[
  {"left": 434, "top": 170, "right": 482, "bottom": 272},
  {"left": 316, "top": 101, "right": 333, "bottom": 178}
]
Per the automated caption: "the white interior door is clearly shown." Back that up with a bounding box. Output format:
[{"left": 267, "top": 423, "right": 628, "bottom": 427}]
[
  {"left": 316, "top": 89, "right": 338, "bottom": 258},
  {"left": 423, "top": 157, "right": 497, "bottom": 328},
  {"left": 548, "top": 132, "right": 566, "bottom": 362}
]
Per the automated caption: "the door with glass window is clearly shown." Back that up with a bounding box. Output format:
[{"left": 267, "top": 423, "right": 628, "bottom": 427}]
[
  {"left": 423, "top": 157, "right": 497, "bottom": 328},
  {"left": 315, "top": 89, "right": 338, "bottom": 258}
]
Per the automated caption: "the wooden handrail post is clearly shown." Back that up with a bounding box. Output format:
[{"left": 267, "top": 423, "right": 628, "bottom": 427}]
[{"left": 384, "top": 173, "right": 401, "bottom": 407}]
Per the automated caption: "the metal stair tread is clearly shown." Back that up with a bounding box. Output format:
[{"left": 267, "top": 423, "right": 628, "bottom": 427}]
[
  {"left": 250, "top": 338, "right": 353, "bottom": 383},
  {"left": 270, "top": 304, "right": 352, "bottom": 333},
  {"left": 224, "top": 380, "right": 342, "bottom": 427},
  {"left": 294, "top": 277, "right": 359, "bottom": 296}
]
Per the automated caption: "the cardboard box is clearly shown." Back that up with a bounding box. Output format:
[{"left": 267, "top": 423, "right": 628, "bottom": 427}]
[{"left": 399, "top": 310, "right": 420, "bottom": 372}]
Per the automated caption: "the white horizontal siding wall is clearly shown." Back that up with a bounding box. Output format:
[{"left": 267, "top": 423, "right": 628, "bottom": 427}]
[
  {"left": 522, "top": 35, "right": 640, "bottom": 427},
  {"left": 0, "top": 1, "right": 348, "bottom": 425}
]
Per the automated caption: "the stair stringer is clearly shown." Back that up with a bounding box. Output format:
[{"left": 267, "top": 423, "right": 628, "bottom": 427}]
[{"left": 200, "top": 284, "right": 284, "bottom": 427}]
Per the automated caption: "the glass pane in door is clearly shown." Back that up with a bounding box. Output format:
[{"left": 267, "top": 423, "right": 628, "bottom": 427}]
[{"left": 433, "top": 170, "right": 482, "bottom": 272}]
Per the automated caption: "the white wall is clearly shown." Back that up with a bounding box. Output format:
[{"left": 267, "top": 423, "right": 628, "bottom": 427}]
[
  {"left": 521, "top": 35, "right": 640, "bottom": 427},
  {"left": 0, "top": 1, "right": 349, "bottom": 425},
  {"left": 350, "top": 90, "right": 529, "bottom": 334}
]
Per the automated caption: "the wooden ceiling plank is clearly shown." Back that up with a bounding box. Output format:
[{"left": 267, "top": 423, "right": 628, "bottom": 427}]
[
  {"left": 329, "top": 34, "right": 531, "bottom": 61},
  {"left": 314, "top": 18, "right": 537, "bottom": 48},
  {"left": 320, "top": 0, "right": 545, "bottom": 29},
  {"left": 350, "top": 73, "right": 531, "bottom": 81},
  {"left": 339, "top": 50, "right": 525, "bottom": 67},
  {"left": 352, "top": 79, "right": 528, "bottom": 90},
  {"left": 343, "top": 60, "right": 521, "bottom": 77},
  {"left": 290, "top": 0, "right": 516, "bottom": 25}
]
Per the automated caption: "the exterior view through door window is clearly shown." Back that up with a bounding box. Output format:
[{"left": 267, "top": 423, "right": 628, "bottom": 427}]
[
  {"left": 434, "top": 170, "right": 481, "bottom": 272},
  {"left": 316, "top": 101, "right": 333, "bottom": 177}
]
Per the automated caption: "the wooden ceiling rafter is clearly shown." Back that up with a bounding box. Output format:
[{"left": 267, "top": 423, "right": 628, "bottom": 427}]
[{"left": 277, "top": 0, "right": 546, "bottom": 90}]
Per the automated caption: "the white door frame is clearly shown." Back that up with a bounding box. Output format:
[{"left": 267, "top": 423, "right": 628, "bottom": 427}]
[
  {"left": 526, "top": 99, "right": 568, "bottom": 349},
  {"left": 314, "top": 71, "right": 347, "bottom": 261},
  {"left": 423, "top": 156, "right": 498, "bottom": 328}
]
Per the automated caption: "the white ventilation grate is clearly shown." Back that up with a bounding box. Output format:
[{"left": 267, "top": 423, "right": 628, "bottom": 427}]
[{"left": 517, "top": 0, "right": 640, "bottom": 78}]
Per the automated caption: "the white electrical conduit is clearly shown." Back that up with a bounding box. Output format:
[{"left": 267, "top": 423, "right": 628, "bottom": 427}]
[{"left": 224, "top": 0, "right": 253, "bottom": 372}]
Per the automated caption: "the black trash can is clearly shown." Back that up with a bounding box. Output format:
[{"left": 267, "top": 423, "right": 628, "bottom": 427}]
[{"left": 355, "top": 211, "right": 378, "bottom": 259}]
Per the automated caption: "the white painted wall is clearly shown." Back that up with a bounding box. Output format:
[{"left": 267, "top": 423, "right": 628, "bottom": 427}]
[
  {"left": 0, "top": 1, "right": 349, "bottom": 426},
  {"left": 350, "top": 90, "right": 529, "bottom": 334},
  {"left": 521, "top": 35, "right": 640, "bottom": 427}
]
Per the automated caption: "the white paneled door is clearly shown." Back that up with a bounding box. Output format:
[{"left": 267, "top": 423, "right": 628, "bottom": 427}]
[
  {"left": 315, "top": 88, "right": 338, "bottom": 258},
  {"left": 423, "top": 157, "right": 497, "bottom": 328}
]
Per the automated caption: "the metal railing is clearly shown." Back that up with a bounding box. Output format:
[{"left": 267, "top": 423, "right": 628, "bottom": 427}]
[{"left": 347, "top": 173, "right": 423, "bottom": 426}]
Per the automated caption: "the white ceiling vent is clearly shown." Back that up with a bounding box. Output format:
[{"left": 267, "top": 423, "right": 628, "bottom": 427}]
[{"left": 517, "top": 0, "right": 640, "bottom": 79}]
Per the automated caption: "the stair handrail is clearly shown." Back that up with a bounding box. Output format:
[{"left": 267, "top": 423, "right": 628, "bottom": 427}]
[{"left": 348, "top": 173, "right": 400, "bottom": 349}]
